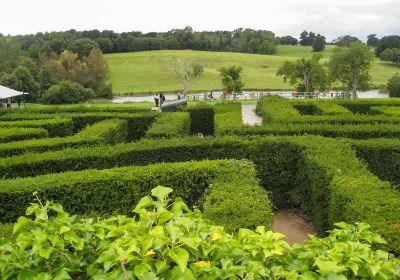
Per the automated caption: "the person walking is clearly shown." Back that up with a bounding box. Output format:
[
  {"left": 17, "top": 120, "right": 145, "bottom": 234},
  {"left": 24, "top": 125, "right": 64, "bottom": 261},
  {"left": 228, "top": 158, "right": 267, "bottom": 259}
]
[
  {"left": 159, "top": 93, "right": 166, "bottom": 107},
  {"left": 154, "top": 94, "right": 159, "bottom": 107}
]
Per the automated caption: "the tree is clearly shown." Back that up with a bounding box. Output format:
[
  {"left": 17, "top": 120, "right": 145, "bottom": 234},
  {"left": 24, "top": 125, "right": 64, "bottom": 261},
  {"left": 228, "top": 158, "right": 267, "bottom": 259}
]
[
  {"left": 387, "top": 74, "right": 400, "bottom": 97},
  {"left": 276, "top": 54, "right": 327, "bottom": 93},
  {"left": 312, "top": 34, "right": 326, "bottom": 52},
  {"left": 85, "top": 48, "right": 109, "bottom": 94},
  {"left": 0, "top": 37, "right": 23, "bottom": 73},
  {"left": 379, "top": 48, "right": 400, "bottom": 65},
  {"left": 334, "top": 35, "right": 361, "bottom": 47},
  {"left": 160, "top": 57, "right": 204, "bottom": 96},
  {"left": 41, "top": 80, "right": 95, "bottom": 104},
  {"left": 299, "top": 31, "right": 309, "bottom": 46},
  {"left": 329, "top": 42, "right": 372, "bottom": 98},
  {"left": 279, "top": 36, "right": 298, "bottom": 45},
  {"left": 0, "top": 66, "right": 39, "bottom": 101},
  {"left": 367, "top": 34, "right": 379, "bottom": 48},
  {"left": 68, "top": 38, "right": 99, "bottom": 58},
  {"left": 376, "top": 35, "right": 400, "bottom": 56},
  {"left": 219, "top": 66, "right": 245, "bottom": 95},
  {"left": 95, "top": 38, "right": 114, "bottom": 53}
]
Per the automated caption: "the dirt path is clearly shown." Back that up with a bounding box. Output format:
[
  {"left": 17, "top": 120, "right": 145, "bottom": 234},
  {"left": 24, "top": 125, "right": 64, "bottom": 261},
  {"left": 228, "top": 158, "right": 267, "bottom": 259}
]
[
  {"left": 272, "top": 209, "right": 318, "bottom": 244},
  {"left": 242, "top": 104, "right": 262, "bottom": 126}
]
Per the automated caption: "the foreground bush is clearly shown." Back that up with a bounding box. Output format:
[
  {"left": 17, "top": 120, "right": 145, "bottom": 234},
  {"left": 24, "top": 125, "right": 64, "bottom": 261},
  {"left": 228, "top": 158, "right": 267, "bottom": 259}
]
[{"left": 0, "top": 187, "right": 399, "bottom": 279}]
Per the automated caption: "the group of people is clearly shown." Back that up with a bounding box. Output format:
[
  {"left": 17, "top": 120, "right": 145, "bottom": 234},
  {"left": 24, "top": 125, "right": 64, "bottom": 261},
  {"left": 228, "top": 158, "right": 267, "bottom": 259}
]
[{"left": 153, "top": 93, "right": 166, "bottom": 107}]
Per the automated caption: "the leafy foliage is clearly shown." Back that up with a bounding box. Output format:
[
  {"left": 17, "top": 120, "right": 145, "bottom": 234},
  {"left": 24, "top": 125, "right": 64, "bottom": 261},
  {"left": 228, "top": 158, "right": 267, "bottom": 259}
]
[
  {"left": 0, "top": 188, "right": 398, "bottom": 279},
  {"left": 219, "top": 66, "right": 245, "bottom": 94}
]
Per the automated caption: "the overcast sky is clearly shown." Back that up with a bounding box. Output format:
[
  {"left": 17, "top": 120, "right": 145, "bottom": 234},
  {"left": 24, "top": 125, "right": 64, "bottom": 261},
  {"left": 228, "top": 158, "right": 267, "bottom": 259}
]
[{"left": 1, "top": 0, "right": 399, "bottom": 41}]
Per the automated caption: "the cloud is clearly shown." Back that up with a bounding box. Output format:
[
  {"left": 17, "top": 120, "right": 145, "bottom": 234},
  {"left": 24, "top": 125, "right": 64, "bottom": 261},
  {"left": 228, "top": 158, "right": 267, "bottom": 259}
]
[{"left": 0, "top": 0, "right": 399, "bottom": 41}]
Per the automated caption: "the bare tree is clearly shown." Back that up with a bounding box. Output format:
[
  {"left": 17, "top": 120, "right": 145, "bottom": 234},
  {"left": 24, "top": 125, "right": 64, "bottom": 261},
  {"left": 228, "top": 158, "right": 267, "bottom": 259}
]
[{"left": 160, "top": 57, "right": 204, "bottom": 97}]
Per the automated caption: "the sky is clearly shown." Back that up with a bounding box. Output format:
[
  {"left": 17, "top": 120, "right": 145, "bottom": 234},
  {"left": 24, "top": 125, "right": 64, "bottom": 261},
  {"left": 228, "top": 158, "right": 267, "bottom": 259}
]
[{"left": 1, "top": 0, "right": 399, "bottom": 41}]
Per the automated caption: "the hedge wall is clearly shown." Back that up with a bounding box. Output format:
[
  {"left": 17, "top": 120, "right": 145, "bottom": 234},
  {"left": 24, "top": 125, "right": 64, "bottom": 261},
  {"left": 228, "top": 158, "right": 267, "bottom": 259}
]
[
  {"left": 351, "top": 138, "right": 400, "bottom": 189},
  {"left": 217, "top": 122, "right": 400, "bottom": 139},
  {"left": 0, "top": 159, "right": 273, "bottom": 233},
  {"left": 295, "top": 136, "right": 400, "bottom": 253},
  {"left": 337, "top": 99, "right": 400, "bottom": 114},
  {"left": 188, "top": 105, "right": 214, "bottom": 136},
  {"left": 0, "top": 119, "right": 128, "bottom": 157},
  {"left": 0, "top": 118, "right": 73, "bottom": 137},
  {"left": 146, "top": 112, "right": 190, "bottom": 139},
  {"left": 371, "top": 106, "right": 400, "bottom": 116},
  {"left": 214, "top": 102, "right": 243, "bottom": 136},
  {"left": 257, "top": 96, "right": 400, "bottom": 124},
  {"left": 0, "top": 128, "right": 48, "bottom": 143}
]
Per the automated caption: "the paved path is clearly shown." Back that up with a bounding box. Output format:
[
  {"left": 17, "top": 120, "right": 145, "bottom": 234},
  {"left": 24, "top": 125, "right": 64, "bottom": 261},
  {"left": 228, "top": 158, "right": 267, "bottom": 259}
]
[
  {"left": 241, "top": 104, "right": 262, "bottom": 126},
  {"left": 272, "top": 209, "right": 318, "bottom": 244}
]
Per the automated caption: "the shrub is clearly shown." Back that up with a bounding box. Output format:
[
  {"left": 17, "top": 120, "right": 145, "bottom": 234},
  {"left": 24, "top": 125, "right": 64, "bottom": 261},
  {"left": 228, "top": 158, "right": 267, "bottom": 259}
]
[
  {"left": 0, "top": 159, "right": 272, "bottom": 232},
  {"left": 0, "top": 128, "right": 48, "bottom": 143},
  {"left": 387, "top": 73, "right": 400, "bottom": 97},
  {"left": 294, "top": 136, "right": 400, "bottom": 253},
  {"left": 351, "top": 138, "right": 400, "bottom": 188},
  {"left": 371, "top": 106, "right": 400, "bottom": 116},
  {"left": 213, "top": 101, "right": 243, "bottom": 136},
  {"left": 41, "top": 81, "right": 95, "bottom": 104},
  {"left": 0, "top": 190, "right": 398, "bottom": 279},
  {"left": 219, "top": 122, "right": 400, "bottom": 139},
  {"left": 187, "top": 105, "right": 214, "bottom": 136},
  {"left": 146, "top": 112, "right": 190, "bottom": 139},
  {"left": 0, "top": 118, "right": 73, "bottom": 137},
  {"left": 0, "top": 119, "right": 128, "bottom": 158}
]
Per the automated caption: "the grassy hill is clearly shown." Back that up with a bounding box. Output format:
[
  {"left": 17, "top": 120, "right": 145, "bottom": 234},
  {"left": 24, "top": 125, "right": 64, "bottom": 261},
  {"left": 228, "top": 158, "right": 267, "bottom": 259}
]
[{"left": 106, "top": 46, "right": 400, "bottom": 95}]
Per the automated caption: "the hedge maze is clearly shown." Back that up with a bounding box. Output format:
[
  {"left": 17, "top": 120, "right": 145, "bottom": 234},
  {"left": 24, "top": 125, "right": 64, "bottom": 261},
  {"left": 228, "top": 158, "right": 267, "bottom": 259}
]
[{"left": 0, "top": 98, "right": 399, "bottom": 256}]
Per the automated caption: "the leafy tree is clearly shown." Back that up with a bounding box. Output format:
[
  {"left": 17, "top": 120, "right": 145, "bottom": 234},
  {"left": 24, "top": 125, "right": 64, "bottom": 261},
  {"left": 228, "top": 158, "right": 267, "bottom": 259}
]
[
  {"left": 160, "top": 57, "right": 204, "bottom": 96},
  {"left": 0, "top": 37, "right": 23, "bottom": 73},
  {"left": 41, "top": 80, "right": 95, "bottom": 104},
  {"left": 387, "top": 74, "right": 400, "bottom": 97},
  {"left": 312, "top": 34, "right": 326, "bottom": 52},
  {"left": 334, "top": 35, "right": 361, "bottom": 47},
  {"left": 376, "top": 35, "right": 400, "bottom": 56},
  {"left": 276, "top": 54, "right": 327, "bottom": 93},
  {"left": 329, "top": 42, "right": 372, "bottom": 98},
  {"left": 367, "top": 34, "right": 379, "bottom": 48},
  {"left": 379, "top": 48, "right": 400, "bottom": 65},
  {"left": 299, "top": 31, "right": 309, "bottom": 46},
  {"left": 68, "top": 38, "right": 99, "bottom": 58},
  {"left": 219, "top": 66, "right": 245, "bottom": 95},
  {"left": 85, "top": 48, "right": 110, "bottom": 96},
  {"left": 0, "top": 66, "right": 39, "bottom": 101},
  {"left": 95, "top": 37, "right": 114, "bottom": 53},
  {"left": 279, "top": 35, "right": 298, "bottom": 45}
]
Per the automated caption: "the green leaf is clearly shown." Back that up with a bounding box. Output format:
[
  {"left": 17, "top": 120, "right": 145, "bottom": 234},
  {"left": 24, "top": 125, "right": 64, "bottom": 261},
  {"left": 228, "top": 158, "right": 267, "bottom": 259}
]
[
  {"left": 134, "top": 195, "right": 153, "bottom": 211},
  {"left": 54, "top": 269, "right": 72, "bottom": 280},
  {"left": 39, "top": 247, "right": 53, "bottom": 259},
  {"left": 13, "top": 216, "right": 33, "bottom": 234},
  {"left": 170, "top": 197, "right": 190, "bottom": 215},
  {"left": 36, "top": 272, "right": 53, "bottom": 280},
  {"left": 168, "top": 248, "right": 189, "bottom": 272},
  {"left": 314, "top": 259, "right": 345, "bottom": 276},
  {"left": 59, "top": 226, "right": 71, "bottom": 234},
  {"left": 151, "top": 186, "right": 173, "bottom": 202}
]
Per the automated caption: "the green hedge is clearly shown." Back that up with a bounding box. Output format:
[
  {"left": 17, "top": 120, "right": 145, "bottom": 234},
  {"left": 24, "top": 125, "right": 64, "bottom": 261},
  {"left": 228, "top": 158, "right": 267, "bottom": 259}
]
[
  {"left": 188, "top": 105, "right": 214, "bottom": 136},
  {"left": 0, "top": 136, "right": 302, "bottom": 210},
  {"left": 0, "top": 119, "right": 128, "bottom": 158},
  {"left": 2, "top": 104, "right": 150, "bottom": 114},
  {"left": 258, "top": 96, "right": 400, "bottom": 124},
  {"left": 146, "top": 112, "right": 190, "bottom": 139},
  {"left": 0, "top": 117, "right": 73, "bottom": 137},
  {"left": 293, "top": 100, "right": 350, "bottom": 115},
  {"left": 294, "top": 136, "right": 400, "bottom": 253},
  {"left": 371, "top": 106, "right": 400, "bottom": 116},
  {"left": 351, "top": 138, "right": 400, "bottom": 189},
  {"left": 0, "top": 128, "right": 48, "bottom": 143},
  {"left": 214, "top": 102, "right": 243, "bottom": 136},
  {"left": 68, "top": 112, "right": 158, "bottom": 140},
  {"left": 0, "top": 159, "right": 273, "bottom": 233},
  {"left": 337, "top": 99, "right": 400, "bottom": 114},
  {"left": 218, "top": 122, "right": 400, "bottom": 139}
]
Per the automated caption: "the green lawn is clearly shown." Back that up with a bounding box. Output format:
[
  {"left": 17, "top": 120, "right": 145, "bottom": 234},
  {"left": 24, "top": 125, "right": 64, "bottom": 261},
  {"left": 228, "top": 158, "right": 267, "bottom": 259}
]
[{"left": 106, "top": 46, "right": 400, "bottom": 95}]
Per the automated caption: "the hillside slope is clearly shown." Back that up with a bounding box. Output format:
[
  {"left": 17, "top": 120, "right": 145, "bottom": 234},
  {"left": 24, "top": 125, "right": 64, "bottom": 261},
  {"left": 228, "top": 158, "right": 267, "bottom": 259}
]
[{"left": 106, "top": 46, "right": 398, "bottom": 95}]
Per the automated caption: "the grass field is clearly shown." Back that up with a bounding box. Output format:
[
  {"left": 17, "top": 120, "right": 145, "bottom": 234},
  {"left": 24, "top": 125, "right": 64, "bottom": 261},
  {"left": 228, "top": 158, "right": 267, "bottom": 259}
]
[{"left": 106, "top": 46, "right": 400, "bottom": 95}]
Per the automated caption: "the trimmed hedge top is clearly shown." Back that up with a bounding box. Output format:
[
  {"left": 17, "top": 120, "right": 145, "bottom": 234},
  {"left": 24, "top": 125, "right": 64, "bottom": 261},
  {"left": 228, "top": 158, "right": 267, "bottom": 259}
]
[{"left": 0, "top": 128, "right": 48, "bottom": 143}]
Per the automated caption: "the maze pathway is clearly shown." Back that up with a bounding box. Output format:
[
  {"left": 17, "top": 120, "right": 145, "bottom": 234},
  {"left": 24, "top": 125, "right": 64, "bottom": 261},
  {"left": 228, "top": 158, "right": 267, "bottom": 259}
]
[{"left": 241, "top": 104, "right": 262, "bottom": 126}]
